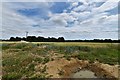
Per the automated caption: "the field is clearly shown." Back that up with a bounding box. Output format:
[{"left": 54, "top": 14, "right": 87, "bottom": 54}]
[{"left": 1, "top": 42, "right": 119, "bottom": 79}]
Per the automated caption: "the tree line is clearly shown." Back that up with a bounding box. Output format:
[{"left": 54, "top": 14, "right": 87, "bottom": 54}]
[
  {"left": 2, "top": 36, "right": 120, "bottom": 43},
  {"left": 9, "top": 36, "right": 65, "bottom": 42}
]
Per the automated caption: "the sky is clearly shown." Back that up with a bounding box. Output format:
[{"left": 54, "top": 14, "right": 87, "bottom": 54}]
[{"left": 1, "top": 0, "right": 119, "bottom": 40}]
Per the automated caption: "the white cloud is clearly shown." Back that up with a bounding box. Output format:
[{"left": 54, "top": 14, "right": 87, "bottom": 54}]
[
  {"left": 49, "top": 16, "right": 67, "bottom": 27},
  {"left": 3, "top": 0, "right": 119, "bottom": 2},
  {"left": 70, "top": 11, "right": 91, "bottom": 21},
  {"left": 3, "top": 2, "right": 52, "bottom": 10},
  {"left": 2, "top": 3, "right": 40, "bottom": 38},
  {"left": 73, "top": 4, "right": 88, "bottom": 12},
  {"left": 1, "top": 1, "right": 119, "bottom": 39},
  {"left": 60, "top": 13, "right": 76, "bottom": 22},
  {"left": 72, "top": 2, "right": 79, "bottom": 7},
  {"left": 48, "top": 12, "right": 76, "bottom": 27},
  {"left": 92, "top": 1, "right": 118, "bottom": 14}
]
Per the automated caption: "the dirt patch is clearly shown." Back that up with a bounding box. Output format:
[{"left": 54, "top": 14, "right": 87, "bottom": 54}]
[
  {"left": 35, "top": 58, "right": 119, "bottom": 78},
  {"left": 90, "top": 62, "right": 119, "bottom": 78},
  {"left": 45, "top": 58, "right": 71, "bottom": 78},
  {"left": 61, "top": 58, "right": 89, "bottom": 77}
]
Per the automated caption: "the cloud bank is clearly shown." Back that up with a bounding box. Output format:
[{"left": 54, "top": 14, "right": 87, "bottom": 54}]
[{"left": 1, "top": 0, "right": 119, "bottom": 40}]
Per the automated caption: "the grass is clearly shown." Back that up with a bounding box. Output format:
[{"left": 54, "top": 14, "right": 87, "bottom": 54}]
[{"left": 1, "top": 42, "right": 119, "bottom": 79}]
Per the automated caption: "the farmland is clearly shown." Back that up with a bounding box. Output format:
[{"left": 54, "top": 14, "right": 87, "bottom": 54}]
[{"left": 1, "top": 42, "right": 119, "bottom": 79}]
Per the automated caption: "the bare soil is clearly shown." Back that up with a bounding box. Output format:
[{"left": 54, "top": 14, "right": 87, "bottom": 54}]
[{"left": 35, "top": 58, "right": 119, "bottom": 78}]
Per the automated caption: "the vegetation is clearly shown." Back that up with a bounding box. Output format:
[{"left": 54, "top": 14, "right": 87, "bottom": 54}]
[
  {"left": 2, "top": 36, "right": 119, "bottom": 43},
  {"left": 2, "top": 42, "right": 119, "bottom": 79}
]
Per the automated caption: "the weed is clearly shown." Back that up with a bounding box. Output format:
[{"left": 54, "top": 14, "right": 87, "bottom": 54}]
[
  {"left": 28, "top": 63, "right": 35, "bottom": 71},
  {"left": 43, "top": 57, "right": 50, "bottom": 64}
]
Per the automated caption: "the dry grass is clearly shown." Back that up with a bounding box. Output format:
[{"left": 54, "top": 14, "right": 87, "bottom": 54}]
[{"left": 1, "top": 41, "right": 119, "bottom": 79}]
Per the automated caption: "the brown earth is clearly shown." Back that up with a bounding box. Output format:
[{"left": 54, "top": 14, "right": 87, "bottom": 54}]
[
  {"left": 35, "top": 58, "right": 119, "bottom": 78},
  {"left": 34, "top": 49, "right": 119, "bottom": 78}
]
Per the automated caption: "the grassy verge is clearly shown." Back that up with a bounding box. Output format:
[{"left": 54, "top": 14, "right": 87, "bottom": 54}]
[{"left": 1, "top": 42, "right": 119, "bottom": 79}]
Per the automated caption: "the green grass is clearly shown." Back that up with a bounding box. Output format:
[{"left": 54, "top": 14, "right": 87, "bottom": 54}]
[{"left": 1, "top": 42, "right": 119, "bottom": 79}]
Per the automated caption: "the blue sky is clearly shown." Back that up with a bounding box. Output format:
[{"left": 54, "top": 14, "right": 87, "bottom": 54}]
[
  {"left": 50, "top": 2, "right": 70, "bottom": 13},
  {"left": 1, "top": 0, "right": 119, "bottom": 40}
]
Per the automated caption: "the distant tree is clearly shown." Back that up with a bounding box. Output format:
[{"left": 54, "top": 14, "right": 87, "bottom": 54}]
[
  {"left": 58, "top": 37, "right": 65, "bottom": 42},
  {"left": 22, "top": 37, "right": 26, "bottom": 41},
  {"left": 26, "top": 36, "right": 37, "bottom": 42},
  {"left": 7, "top": 36, "right": 119, "bottom": 42},
  {"left": 10, "top": 37, "right": 15, "bottom": 41},
  {"left": 38, "top": 36, "right": 44, "bottom": 42},
  {"left": 104, "top": 39, "right": 112, "bottom": 42},
  {"left": 15, "top": 37, "right": 21, "bottom": 41},
  {"left": 47, "top": 37, "right": 57, "bottom": 42}
]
